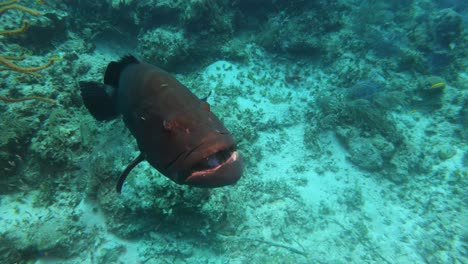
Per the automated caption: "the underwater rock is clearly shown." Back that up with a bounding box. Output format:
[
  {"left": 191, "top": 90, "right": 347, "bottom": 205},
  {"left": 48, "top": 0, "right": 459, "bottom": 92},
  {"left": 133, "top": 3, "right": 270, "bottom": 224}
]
[
  {"left": 461, "top": 99, "right": 468, "bottom": 130},
  {"left": 10, "top": 12, "right": 68, "bottom": 52},
  {"left": 137, "top": 27, "right": 191, "bottom": 70},
  {"left": 0, "top": 113, "right": 39, "bottom": 186},
  {"left": 182, "top": 0, "right": 233, "bottom": 34},
  {"left": 416, "top": 75, "right": 446, "bottom": 110},
  {"left": 371, "top": 135, "right": 395, "bottom": 159},
  {"left": 220, "top": 39, "right": 250, "bottom": 62},
  {"left": 347, "top": 80, "right": 383, "bottom": 101},
  {"left": 134, "top": 1, "right": 183, "bottom": 29},
  {"left": 0, "top": 235, "right": 23, "bottom": 263},
  {"left": 347, "top": 137, "right": 384, "bottom": 171},
  {"left": 437, "top": 145, "right": 456, "bottom": 160},
  {"left": 30, "top": 107, "right": 81, "bottom": 167},
  {"left": 94, "top": 244, "right": 127, "bottom": 263},
  {"left": 1, "top": 211, "right": 91, "bottom": 261},
  {"left": 387, "top": 143, "right": 431, "bottom": 183},
  {"left": 433, "top": 8, "right": 463, "bottom": 47},
  {"left": 107, "top": 0, "right": 134, "bottom": 9},
  {"left": 256, "top": 8, "right": 335, "bottom": 58}
]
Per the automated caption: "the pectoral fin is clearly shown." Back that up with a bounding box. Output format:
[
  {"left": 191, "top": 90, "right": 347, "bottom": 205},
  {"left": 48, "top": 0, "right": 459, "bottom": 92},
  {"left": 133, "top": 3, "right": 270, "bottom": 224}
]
[{"left": 116, "top": 153, "right": 146, "bottom": 193}]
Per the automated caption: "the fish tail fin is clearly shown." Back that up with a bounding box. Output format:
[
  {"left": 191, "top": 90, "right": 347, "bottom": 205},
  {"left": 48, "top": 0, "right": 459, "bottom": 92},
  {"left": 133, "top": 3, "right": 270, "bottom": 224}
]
[
  {"left": 104, "top": 55, "right": 140, "bottom": 87},
  {"left": 79, "top": 81, "right": 119, "bottom": 121}
]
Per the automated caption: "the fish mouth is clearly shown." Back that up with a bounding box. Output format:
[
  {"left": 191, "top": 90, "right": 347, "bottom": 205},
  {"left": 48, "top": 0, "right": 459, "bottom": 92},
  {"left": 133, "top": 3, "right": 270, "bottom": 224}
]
[{"left": 185, "top": 147, "right": 242, "bottom": 187}]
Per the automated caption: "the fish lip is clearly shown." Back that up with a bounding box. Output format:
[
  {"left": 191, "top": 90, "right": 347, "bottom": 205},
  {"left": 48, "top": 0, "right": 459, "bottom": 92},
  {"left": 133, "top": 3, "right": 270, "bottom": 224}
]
[{"left": 185, "top": 151, "right": 242, "bottom": 187}]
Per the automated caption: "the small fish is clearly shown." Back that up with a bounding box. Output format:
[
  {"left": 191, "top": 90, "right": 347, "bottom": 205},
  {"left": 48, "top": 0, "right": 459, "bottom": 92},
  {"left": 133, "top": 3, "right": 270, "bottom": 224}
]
[
  {"left": 36, "top": 0, "right": 48, "bottom": 5},
  {"left": 79, "top": 55, "right": 243, "bottom": 193},
  {"left": 431, "top": 82, "right": 446, "bottom": 89}
]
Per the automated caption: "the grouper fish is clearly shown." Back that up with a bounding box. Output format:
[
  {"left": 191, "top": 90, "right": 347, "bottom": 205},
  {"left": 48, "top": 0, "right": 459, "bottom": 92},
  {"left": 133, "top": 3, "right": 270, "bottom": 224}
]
[{"left": 79, "top": 55, "right": 243, "bottom": 193}]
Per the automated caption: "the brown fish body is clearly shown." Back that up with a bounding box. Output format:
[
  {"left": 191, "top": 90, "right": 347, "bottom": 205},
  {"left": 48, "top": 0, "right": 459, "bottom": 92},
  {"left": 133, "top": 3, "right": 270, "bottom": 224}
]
[{"left": 79, "top": 56, "right": 242, "bottom": 192}]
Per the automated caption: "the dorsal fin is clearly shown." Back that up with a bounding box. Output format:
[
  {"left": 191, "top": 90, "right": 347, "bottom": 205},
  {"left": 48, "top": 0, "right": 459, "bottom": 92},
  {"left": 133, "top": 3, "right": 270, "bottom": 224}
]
[{"left": 104, "top": 55, "right": 140, "bottom": 87}]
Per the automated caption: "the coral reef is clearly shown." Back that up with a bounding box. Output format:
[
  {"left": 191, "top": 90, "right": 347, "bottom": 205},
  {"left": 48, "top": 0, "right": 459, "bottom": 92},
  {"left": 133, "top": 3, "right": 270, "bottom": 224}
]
[
  {"left": 1, "top": 0, "right": 466, "bottom": 263},
  {"left": 0, "top": 0, "right": 59, "bottom": 104},
  {"left": 0, "top": 111, "right": 40, "bottom": 192},
  {"left": 182, "top": 0, "right": 233, "bottom": 34},
  {"left": 432, "top": 8, "right": 463, "bottom": 48},
  {"left": 137, "top": 26, "right": 190, "bottom": 70}
]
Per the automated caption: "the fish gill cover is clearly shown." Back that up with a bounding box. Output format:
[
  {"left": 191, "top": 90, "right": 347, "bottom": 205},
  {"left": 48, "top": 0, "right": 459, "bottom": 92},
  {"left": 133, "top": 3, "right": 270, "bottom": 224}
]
[{"left": 0, "top": 0, "right": 466, "bottom": 263}]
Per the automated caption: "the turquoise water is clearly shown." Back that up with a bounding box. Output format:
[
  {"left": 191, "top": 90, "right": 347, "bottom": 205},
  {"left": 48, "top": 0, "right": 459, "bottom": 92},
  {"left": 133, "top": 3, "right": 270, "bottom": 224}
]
[{"left": 0, "top": 1, "right": 466, "bottom": 263}]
